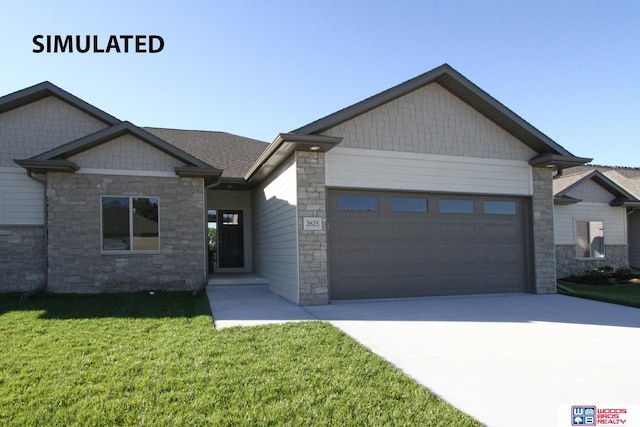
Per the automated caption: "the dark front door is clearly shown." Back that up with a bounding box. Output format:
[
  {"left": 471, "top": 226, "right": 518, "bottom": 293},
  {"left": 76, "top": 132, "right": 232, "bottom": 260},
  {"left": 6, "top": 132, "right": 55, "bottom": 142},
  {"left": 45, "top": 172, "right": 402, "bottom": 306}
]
[{"left": 218, "top": 210, "right": 244, "bottom": 268}]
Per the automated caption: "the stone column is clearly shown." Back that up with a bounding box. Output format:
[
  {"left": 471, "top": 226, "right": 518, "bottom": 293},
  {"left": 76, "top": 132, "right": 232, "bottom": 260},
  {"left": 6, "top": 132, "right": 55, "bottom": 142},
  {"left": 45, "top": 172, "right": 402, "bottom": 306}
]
[
  {"left": 532, "top": 167, "right": 557, "bottom": 293},
  {"left": 296, "top": 151, "right": 329, "bottom": 305}
]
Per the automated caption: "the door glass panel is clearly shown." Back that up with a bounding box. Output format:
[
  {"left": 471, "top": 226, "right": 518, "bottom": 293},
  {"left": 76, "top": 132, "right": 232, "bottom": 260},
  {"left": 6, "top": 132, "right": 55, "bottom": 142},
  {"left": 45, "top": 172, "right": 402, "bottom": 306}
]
[
  {"left": 390, "top": 197, "right": 428, "bottom": 212},
  {"left": 222, "top": 213, "right": 239, "bottom": 225},
  {"left": 337, "top": 195, "right": 379, "bottom": 211},
  {"left": 484, "top": 201, "right": 516, "bottom": 215},
  {"left": 439, "top": 199, "right": 474, "bottom": 214}
]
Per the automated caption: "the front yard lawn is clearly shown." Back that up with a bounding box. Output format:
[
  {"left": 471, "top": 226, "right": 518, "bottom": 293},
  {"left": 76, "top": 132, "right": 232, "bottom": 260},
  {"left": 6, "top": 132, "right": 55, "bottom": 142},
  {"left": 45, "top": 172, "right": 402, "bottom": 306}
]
[
  {"left": 558, "top": 282, "right": 640, "bottom": 309},
  {"left": 0, "top": 292, "right": 480, "bottom": 426}
]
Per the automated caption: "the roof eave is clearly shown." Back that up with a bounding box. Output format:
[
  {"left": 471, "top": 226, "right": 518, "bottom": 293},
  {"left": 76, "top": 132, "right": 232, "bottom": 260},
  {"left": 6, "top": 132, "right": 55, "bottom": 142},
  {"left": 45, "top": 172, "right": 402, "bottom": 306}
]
[
  {"left": 14, "top": 159, "right": 80, "bottom": 173},
  {"left": 529, "top": 153, "right": 593, "bottom": 170},
  {"left": 292, "top": 63, "right": 583, "bottom": 157},
  {"left": 244, "top": 133, "right": 342, "bottom": 183},
  {"left": 0, "top": 81, "right": 120, "bottom": 125}
]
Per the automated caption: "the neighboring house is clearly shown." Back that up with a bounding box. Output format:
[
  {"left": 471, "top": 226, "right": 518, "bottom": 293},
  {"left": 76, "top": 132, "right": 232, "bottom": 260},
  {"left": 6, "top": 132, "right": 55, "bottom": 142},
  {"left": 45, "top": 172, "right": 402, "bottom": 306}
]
[
  {"left": 0, "top": 64, "right": 592, "bottom": 304},
  {"left": 553, "top": 165, "right": 640, "bottom": 277}
]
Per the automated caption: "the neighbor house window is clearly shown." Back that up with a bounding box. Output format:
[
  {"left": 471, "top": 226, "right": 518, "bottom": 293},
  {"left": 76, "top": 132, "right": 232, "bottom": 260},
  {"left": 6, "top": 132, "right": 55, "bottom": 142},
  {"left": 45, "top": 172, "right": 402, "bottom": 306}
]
[
  {"left": 576, "top": 220, "right": 604, "bottom": 258},
  {"left": 101, "top": 196, "right": 159, "bottom": 252}
]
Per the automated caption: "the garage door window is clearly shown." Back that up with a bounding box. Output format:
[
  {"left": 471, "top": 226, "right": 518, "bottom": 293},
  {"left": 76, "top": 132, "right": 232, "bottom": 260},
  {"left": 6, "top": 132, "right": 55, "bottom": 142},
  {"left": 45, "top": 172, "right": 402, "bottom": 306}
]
[
  {"left": 576, "top": 220, "right": 605, "bottom": 258},
  {"left": 439, "top": 199, "right": 473, "bottom": 214},
  {"left": 484, "top": 201, "right": 516, "bottom": 215},
  {"left": 390, "top": 197, "right": 428, "bottom": 212},
  {"left": 338, "top": 195, "right": 379, "bottom": 211}
]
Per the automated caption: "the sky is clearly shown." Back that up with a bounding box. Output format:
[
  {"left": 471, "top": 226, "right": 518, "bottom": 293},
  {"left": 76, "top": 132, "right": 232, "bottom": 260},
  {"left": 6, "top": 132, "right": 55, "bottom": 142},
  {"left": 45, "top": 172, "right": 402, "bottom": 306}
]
[{"left": 1, "top": 1, "right": 639, "bottom": 166}]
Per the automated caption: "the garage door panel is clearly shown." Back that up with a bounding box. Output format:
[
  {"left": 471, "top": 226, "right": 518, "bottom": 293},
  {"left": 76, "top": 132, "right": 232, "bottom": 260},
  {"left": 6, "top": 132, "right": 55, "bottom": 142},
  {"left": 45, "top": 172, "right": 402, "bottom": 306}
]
[{"left": 328, "top": 189, "right": 531, "bottom": 300}]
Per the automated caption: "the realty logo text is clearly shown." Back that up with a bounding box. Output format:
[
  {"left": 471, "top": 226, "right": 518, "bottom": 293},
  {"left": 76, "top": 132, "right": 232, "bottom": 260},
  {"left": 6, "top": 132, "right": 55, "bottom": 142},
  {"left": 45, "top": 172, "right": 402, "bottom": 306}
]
[{"left": 572, "top": 406, "right": 628, "bottom": 425}]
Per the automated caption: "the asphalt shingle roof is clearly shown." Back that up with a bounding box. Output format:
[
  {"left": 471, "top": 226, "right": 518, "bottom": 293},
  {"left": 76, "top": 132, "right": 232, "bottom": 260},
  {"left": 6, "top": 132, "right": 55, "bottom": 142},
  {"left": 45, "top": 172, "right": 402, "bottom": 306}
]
[{"left": 143, "top": 127, "right": 269, "bottom": 179}]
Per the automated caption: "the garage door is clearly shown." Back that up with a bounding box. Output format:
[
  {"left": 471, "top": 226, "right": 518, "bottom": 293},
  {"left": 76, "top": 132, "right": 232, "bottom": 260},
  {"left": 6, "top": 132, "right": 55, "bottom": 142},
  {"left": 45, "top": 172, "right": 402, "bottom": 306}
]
[{"left": 327, "top": 189, "right": 532, "bottom": 300}]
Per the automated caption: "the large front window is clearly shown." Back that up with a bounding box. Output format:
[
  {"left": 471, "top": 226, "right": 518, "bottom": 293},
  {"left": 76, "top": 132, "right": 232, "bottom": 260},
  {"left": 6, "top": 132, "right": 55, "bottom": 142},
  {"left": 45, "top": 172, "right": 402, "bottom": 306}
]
[
  {"left": 576, "top": 220, "right": 604, "bottom": 258},
  {"left": 101, "top": 196, "right": 159, "bottom": 252}
]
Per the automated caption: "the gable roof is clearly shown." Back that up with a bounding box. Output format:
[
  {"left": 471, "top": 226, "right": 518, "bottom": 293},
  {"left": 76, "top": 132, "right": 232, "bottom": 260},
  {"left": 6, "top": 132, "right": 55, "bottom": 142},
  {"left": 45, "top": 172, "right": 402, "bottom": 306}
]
[
  {"left": 15, "top": 122, "right": 222, "bottom": 181},
  {"left": 0, "top": 81, "right": 120, "bottom": 125},
  {"left": 553, "top": 169, "right": 640, "bottom": 206},
  {"left": 292, "top": 63, "right": 590, "bottom": 169},
  {"left": 143, "top": 127, "right": 268, "bottom": 179}
]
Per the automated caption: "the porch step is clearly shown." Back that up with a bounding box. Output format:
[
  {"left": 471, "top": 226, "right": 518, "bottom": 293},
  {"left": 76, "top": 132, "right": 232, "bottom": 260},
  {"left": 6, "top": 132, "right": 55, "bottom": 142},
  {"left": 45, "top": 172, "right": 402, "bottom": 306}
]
[{"left": 207, "top": 273, "right": 268, "bottom": 286}]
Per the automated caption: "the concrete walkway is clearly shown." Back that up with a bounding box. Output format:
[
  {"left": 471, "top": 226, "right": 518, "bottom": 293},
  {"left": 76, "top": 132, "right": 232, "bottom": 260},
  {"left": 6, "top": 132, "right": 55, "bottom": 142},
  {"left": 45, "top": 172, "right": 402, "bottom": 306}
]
[
  {"left": 207, "top": 287, "right": 640, "bottom": 427},
  {"left": 206, "top": 285, "right": 316, "bottom": 328}
]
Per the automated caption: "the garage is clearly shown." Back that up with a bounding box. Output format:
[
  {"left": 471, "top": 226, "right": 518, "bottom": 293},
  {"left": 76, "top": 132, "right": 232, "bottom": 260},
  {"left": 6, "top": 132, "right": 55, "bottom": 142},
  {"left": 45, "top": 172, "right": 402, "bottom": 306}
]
[{"left": 327, "top": 189, "right": 533, "bottom": 300}]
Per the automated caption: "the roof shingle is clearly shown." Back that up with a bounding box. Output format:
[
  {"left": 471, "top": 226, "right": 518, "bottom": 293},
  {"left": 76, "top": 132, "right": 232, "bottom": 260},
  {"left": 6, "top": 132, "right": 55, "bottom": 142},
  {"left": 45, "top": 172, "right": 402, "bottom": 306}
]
[{"left": 143, "top": 127, "right": 269, "bottom": 179}]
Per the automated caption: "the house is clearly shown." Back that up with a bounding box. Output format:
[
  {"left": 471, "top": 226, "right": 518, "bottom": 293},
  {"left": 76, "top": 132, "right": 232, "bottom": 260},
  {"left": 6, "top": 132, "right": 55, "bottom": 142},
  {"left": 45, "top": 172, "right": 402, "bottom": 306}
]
[
  {"left": 0, "top": 64, "right": 592, "bottom": 304},
  {"left": 553, "top": 165, "right": 640, "bottom": 277}
]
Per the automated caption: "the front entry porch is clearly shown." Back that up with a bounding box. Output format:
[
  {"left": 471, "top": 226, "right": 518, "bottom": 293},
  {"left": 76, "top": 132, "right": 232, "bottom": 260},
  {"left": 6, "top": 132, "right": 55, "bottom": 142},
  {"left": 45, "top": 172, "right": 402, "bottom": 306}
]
[{"left": 207, "top": 273, "right": 268, "bottom": 286}]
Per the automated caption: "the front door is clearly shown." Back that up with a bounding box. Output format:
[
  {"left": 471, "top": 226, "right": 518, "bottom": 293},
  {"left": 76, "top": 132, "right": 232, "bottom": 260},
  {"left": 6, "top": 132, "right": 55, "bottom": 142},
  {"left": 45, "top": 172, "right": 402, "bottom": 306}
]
[{"left": 218, "top": 210, "right": 244, "bottom": 268}]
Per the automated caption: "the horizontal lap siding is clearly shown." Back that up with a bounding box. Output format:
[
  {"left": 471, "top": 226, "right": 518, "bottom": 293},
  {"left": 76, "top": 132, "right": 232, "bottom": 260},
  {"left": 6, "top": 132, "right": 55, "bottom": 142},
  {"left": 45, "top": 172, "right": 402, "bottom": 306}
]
[
  {"left": 251, "top": 156, "right": 299, "bottom": 303},
  {"left": 0, "top": 167, "right": 44, "bottom": 225},
  {"left": 553, "top": 203, "right": 627, "bottom": 245},
  {"left": 326, "top": 147, "right": 532, "bottom": 196}
]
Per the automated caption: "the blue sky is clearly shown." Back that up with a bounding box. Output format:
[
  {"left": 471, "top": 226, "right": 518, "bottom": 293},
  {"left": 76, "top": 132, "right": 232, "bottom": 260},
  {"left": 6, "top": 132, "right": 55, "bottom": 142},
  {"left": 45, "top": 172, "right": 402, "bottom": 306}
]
[{"left": 1, "top": 1, "right": 639, "bottom": 166}]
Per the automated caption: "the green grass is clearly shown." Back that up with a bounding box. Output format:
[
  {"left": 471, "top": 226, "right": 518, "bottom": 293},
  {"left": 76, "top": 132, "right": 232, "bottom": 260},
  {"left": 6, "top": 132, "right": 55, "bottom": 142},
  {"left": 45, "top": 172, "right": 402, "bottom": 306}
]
[
  {"left": 0, "top": 292, "right": 480, "bottom": 427},
  {"left": 558, "top": 281, "right": 640, "bottom": 308}
]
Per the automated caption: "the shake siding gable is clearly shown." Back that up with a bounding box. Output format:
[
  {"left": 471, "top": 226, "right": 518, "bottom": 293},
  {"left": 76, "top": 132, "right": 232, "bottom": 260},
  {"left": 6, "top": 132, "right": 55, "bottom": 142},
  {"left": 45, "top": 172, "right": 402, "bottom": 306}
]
[
  {"left": 0, "top": 96, "right": 108, "bottom": 167},
  {"left": 320, "top": 82, "right": 536, "bottom": 161},
  {"left": 69, "top": 134, "right": 186, "bottom": 172},
  {"left": 251, "top": 155, "right": 299, "bottom": 303},
  {"left": 562, "top": 179, "right": 617, "bottom": 204}
]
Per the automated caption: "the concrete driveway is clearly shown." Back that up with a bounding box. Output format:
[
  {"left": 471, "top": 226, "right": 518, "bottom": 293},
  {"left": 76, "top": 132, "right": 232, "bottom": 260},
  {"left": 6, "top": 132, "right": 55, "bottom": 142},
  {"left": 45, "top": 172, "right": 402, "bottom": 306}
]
[
  {"left": 208, "top": 288, "right": 640, "bottom": 427},
  {"left": 305, "top": 294, "right": 640, "bottom": 427}
]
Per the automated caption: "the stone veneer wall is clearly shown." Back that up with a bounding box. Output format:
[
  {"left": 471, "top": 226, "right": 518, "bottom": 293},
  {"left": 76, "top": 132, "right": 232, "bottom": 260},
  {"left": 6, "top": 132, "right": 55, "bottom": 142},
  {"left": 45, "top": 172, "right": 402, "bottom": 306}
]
[
  {"left": 296, "top": 151, "right": 329, "bottom": 305},
  {"left": 46, "top": 173, "right": 206, "bottom": 293},
  {"left": 532, "top": 167, "right": 557, "bottom": 293},
  {"left": 0, "top": 225, "right": 46, "bottom": 292},
  {"left": 556, "top": 244, "right": 629, "bottom": 278}
]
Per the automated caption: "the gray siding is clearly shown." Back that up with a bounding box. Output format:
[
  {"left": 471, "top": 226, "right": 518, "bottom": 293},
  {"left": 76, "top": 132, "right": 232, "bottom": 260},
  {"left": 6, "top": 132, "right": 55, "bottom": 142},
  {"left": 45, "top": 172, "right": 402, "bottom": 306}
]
[
  {"left": 251, "top": 155, "right": 299, "bottom": 303},
  {"left": 563, "top": 179, "right": 616, "bottom": 203}
]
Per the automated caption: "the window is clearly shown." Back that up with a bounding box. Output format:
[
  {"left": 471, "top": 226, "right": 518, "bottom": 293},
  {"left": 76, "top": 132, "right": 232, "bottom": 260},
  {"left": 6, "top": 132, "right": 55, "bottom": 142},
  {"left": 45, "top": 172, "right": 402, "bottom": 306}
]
[
  {"left": 102, "top": 196, "right": 159, "bottom": 252},
  {"left": 222, "top": 212, "right": 240, "bottom": 225},
  {"left": 439, "top": 199, "right": 474, "bottom": 214},
  {"left": 390, "top": 197, "right": 428, "bottom": 212},
  {"left": 484, "top": 201, "right": 516, "bottom": 215},
  {"left": 576, "top": 220, "right": 604, "bottom": 258},
  {"left": 337, "top": 195, "right": 379, "bottom": 211}
]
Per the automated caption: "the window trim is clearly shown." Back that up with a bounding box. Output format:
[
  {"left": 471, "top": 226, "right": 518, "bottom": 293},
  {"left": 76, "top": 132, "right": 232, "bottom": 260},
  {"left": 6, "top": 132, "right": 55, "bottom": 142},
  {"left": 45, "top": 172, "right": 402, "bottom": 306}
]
[
  {"left": 100, "top": 195, "right": 160, "bottom": 254},
  {"left": 575, "top": 219, "right": 605, "bottom": 259}
]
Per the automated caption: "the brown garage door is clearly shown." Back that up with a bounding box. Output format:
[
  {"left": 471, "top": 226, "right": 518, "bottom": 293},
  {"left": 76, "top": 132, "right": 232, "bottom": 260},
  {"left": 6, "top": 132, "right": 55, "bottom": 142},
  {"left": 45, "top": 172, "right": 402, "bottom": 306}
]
[{"left": 327, "top": 189, "right": 532, "bottom": 300}]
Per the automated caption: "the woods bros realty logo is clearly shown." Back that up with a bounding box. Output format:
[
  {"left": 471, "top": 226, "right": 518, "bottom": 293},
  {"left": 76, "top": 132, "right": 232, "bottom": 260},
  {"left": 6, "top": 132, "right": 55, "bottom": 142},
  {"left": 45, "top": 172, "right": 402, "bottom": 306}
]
[
  {"left": 571, "top": 405, "right": 631, "bottom": 425},
  {"left": 32, "top": 35, "right": 164, "bottom": 53}
]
